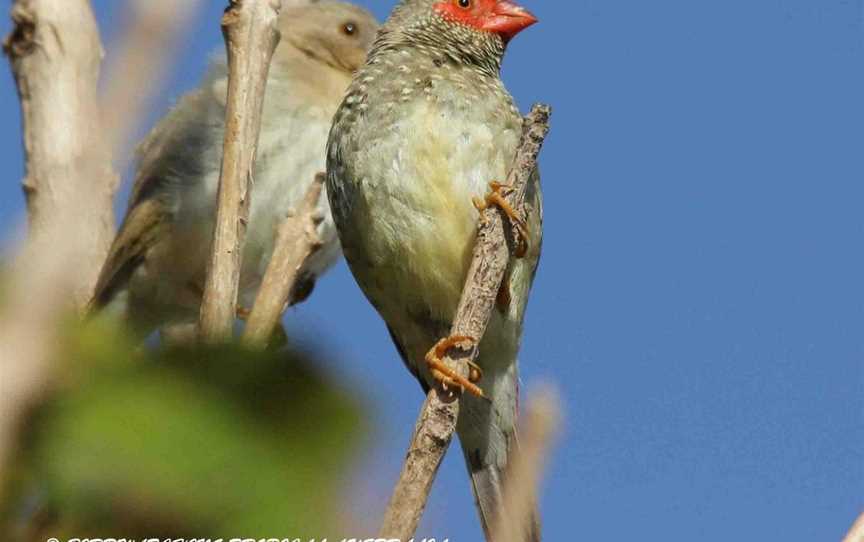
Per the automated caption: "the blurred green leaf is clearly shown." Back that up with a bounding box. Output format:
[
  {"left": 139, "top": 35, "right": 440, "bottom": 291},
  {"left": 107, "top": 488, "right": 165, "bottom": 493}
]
[{"left": 5, "top": 320, "right": 366, "bottom": 539}]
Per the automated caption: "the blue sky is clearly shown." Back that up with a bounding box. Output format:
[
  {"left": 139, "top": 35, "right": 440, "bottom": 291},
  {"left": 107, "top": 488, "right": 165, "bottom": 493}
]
[{"left": 2, "top": 0, "right": 863, "bottom": 540}]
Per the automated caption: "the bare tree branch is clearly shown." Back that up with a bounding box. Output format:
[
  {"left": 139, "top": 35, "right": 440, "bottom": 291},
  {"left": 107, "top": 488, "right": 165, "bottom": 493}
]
[
  {"left": 379, "top": 104, "right": 552, "bottom": 540},
  {"left": 242, "top": 173, "right": 324, "bottom": 347},
  {"left": 0, "top": 0, "right": 109, "bottom": 496},
  {"left": 4, "top": 0, "right": 113, "bottom": 309},
  {"left": 0, "top": 0, "right": 207, "bottom": 498},
  {"left": 491, "top": 387, "right": 560, "bottom": 542},
  {"left": 198, "top": 0, "right": 283, "bottom": 342},
  {"left": 844, "top": 513, "right": 864, "bottom": 542}
]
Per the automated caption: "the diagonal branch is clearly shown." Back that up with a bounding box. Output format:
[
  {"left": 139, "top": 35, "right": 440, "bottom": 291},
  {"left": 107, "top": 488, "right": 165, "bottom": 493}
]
[
  {"left": 199, "top": 0, "right": 282, "bottom": 342},
  {"left": 242, "top": 173, "right": 325, "bottom": 347},
  {"left": 379, "top": 104, "right": 552, "bottom": 540}
]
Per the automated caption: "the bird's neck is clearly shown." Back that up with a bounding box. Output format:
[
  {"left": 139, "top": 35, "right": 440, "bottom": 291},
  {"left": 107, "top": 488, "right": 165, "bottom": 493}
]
[
  {"left": 267, "top": 50, "right": 353, "bottom": 113},
  {"left": 366, "top": 40, "right": 502, "bottom": 89},
  {"left": 370, "top": 17, "right": 504, "bottom": 80},
  {"left": 357, "top": 50, "right": 501, "bottom": 119}
]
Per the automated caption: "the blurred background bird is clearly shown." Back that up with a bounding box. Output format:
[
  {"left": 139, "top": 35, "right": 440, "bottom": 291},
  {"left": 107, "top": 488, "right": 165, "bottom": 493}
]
[
  {"left": 89, "top": 1, "right": 378, "bottom": 339},
  {"left": 326, "top": 0, "right": 541, "bottom": 539}
]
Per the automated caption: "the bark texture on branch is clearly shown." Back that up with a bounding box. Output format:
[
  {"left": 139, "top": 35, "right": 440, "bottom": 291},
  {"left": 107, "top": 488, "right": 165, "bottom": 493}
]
[
  {"left": 379, "top": 104, "right": 552, "bottom": 540},
  {"left": 242, "top": 173, "right": 324, "bottom": 347},
  {"left": 199, "top": 0, "right": 282, "bottom": 342},
  {"left": 4, "top": 0, "right": 114, "bottom": 309}
]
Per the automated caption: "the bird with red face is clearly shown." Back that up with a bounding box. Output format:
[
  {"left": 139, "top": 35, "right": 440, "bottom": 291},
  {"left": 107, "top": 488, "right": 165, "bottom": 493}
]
[{"left": 326, "top": 0, "right": 542, "bottom": 539}]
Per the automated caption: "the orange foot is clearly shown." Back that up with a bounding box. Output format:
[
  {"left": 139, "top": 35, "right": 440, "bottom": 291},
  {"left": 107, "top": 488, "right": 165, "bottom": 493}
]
[
  {"left": 425, "top": 335, "right": 486, "bottom": 398},
  {"left": 473, "top": 180, "right": 529, "bottom": 258}
]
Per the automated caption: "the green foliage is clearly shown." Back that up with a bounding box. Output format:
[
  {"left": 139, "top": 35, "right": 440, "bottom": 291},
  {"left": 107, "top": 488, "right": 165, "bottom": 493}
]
[{"left": 4, "top": 321, "right": 365, "bottom": 539}]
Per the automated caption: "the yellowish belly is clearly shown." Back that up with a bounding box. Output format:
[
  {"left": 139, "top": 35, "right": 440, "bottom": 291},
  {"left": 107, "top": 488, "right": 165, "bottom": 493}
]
[{"left": 356, "top": 106, "right": 511, "bottom": 323}]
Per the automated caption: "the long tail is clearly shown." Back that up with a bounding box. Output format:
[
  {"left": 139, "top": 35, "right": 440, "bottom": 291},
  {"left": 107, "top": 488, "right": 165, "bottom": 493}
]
[{"left": 456, "top": 365, "right": 541, "bottom": 542}]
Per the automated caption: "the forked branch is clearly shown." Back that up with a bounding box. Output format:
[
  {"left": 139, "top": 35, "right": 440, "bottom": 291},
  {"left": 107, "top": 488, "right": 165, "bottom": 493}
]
[{"left": 199, "top": 0, "right": 282, "bottom": 342}]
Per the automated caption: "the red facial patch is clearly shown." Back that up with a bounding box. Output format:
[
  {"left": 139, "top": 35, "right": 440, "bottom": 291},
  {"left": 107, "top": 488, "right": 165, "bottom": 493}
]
[
  {"left": 433, "top": 0, "right": 497, "bottom": 31},
  {"left": 433, "top": 0, "right": 538, "bottom": 41}
]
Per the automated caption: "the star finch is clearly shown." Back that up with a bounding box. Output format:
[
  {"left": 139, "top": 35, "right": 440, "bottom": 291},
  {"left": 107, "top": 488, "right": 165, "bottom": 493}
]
[
  {"left": 90, "top": 2, "right": 378, "bottom": 337},
  {"left": 326, "top": 0, "right": 542, "bottom": 539}
]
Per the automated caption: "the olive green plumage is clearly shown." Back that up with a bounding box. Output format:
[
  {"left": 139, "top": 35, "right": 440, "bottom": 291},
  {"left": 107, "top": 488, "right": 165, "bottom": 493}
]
[{"left": 326, "top": 1, "right": 542, "bottom": 539}]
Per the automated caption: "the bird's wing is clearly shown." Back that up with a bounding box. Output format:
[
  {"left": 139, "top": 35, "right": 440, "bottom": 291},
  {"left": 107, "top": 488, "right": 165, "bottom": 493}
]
[
  {"left": 89, "top": 198, "right": 169, "bottom": 310},
  {"left": 525, "top": 167, "right": 544, "bottom": 279},
  {"left": 91, "top": 85, "right": 218, "bottom": 310},
  {"left": 128, "top": 87, "right": 216, "bottom": 208}
]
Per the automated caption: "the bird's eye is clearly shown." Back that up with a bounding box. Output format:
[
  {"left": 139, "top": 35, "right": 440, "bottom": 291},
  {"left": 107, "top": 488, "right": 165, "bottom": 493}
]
[
  {"left": 342, "top": 22, "right": 357, "bottom": 36},
  {"left": 455, "top": 0, "right": 472, "bottom": 8}
]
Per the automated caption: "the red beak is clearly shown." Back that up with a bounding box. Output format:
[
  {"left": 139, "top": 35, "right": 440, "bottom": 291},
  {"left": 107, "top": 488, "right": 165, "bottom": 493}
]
[{"left": 481, "top": 1, "right": 538, "bottom": 41}]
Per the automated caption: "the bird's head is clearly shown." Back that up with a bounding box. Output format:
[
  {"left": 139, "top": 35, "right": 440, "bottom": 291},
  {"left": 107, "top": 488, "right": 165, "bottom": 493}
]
[
  {"left": 380, "top": 0, "right": 537, "bottom": 74},
  {"left": 276, "top": 2, "right": 379, "bottom": 74},
  {"left": 431, "top": 0, "right": 537, "bottom": 44}
]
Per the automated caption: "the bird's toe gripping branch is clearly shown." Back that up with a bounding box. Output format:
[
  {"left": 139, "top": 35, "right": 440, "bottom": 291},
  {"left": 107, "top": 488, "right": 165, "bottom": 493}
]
[
  {"left": 473, "top": 180, "right": 530, "bottom": 258},
  {"left": 424, "top": 335, "right": 486, "bottom": 398}
]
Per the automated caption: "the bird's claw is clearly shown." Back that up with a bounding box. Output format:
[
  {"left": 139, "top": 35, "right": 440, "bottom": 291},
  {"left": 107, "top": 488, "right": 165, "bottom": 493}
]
[
  {"left": 473, "top": 181, "right": 529, "bottom": 258},
  {"left": 425, "top": 335, "right": 486, "bottom": 398}
]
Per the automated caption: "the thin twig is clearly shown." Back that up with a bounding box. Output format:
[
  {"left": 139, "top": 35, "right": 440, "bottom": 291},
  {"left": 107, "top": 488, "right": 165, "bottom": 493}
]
[
  {"left": 242, "top": 173, "right": 324, "bottom": 347},
  {"left": 844, "top": 512, "right": 864, "bottom": 542},
  {"left": 379, "top": 104, "right": 552, "bottom": 539},
  {"left": 491, "top": 387, "right": 561, "bottom": 542},
  {"left": 199, "top": 0, "right": 282, "bottom": 342}
]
